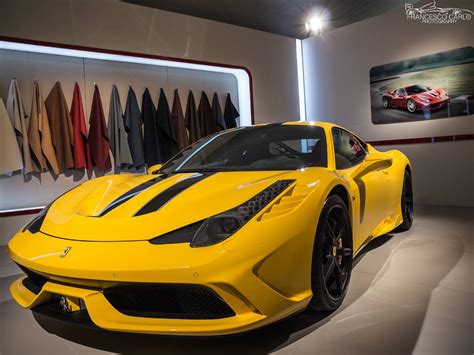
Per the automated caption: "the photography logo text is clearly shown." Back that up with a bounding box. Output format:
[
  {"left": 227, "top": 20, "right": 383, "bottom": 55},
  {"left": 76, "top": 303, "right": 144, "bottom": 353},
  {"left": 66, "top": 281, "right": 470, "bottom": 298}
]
[{"left": 405, "top": 1, "right": 472, "bottom": 24}]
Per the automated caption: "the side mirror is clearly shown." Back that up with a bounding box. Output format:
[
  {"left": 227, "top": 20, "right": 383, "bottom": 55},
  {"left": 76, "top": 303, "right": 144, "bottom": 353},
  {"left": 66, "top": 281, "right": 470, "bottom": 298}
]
[
  {"left": 351, "top": 153, "right": 392, "bottom": 180},
  {"left": 147, "top": 164, "right": 163, "bottom": 175}
]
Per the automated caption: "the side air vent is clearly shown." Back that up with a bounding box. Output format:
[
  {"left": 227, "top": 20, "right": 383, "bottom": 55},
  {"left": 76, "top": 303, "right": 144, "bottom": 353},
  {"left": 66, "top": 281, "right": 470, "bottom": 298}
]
[{"left": 259, "top": 186, "right": 309, "bottom": 221}]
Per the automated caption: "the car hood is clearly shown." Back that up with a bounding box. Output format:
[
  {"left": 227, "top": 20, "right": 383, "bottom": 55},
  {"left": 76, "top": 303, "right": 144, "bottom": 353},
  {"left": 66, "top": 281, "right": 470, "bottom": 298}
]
[{"left": 40, "top": 170, "right": 311, "bottom": 242}]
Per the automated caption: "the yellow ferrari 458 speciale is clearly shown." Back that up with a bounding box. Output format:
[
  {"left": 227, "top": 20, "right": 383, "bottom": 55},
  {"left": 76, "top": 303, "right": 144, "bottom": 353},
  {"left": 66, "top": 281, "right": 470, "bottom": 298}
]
[{"left": 8, "top": 122, "right": 413, "bottom": 336}]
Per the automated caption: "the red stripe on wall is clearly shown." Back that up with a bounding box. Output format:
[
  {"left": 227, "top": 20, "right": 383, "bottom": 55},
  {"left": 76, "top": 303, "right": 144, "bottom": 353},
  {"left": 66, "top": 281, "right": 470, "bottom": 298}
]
[{"left": 0, "top": 208, "right": 43, "bottom": 218}]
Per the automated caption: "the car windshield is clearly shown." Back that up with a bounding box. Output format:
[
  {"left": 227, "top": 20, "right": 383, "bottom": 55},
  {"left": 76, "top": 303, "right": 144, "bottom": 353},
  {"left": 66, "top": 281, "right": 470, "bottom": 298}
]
[
  {"left": 405, "top": 85, "right": 429, "bottom": 95},
  {"left": 158, "top": 124, "right": 328, "bottom": 174}
]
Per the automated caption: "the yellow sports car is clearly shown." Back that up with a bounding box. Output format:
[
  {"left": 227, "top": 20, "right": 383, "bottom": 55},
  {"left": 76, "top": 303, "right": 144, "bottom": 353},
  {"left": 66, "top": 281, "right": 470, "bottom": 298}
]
[{"left": 8, "top": 122, "right": 413, "bottom": 336}]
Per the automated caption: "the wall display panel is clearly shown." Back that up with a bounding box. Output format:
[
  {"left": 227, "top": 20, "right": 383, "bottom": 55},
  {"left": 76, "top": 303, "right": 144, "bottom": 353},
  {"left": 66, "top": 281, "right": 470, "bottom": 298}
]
[
  {"left": 370, "top": 47, "right": 474, "bottom": 124},
  {"left": 0, "top": 41, "right": 247, "bottom": 211}
]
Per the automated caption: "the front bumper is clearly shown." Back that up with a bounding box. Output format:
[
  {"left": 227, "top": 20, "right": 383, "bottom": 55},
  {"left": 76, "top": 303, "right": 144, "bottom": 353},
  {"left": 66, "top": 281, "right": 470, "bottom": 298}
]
[
  {"left": 8, "top": 206, "right": 315, "bottom": 335},
  {"left": 417, "top": 97, "right": 449, "bottom": 110},
  {"left": 11, "top": 276, "right": 276, "bottom": 335}
]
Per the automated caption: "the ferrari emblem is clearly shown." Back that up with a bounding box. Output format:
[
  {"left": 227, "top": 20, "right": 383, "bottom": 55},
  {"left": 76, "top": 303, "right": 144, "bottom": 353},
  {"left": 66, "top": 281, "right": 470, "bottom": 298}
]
[{"left": 60, "top": 246, "right": 72, "bottom": 258}]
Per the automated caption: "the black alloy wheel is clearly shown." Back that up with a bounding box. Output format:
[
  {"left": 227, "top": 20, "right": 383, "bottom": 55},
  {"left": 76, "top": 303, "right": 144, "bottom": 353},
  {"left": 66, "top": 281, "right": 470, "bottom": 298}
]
[
  {"left": 395, "top": 170, "right": 413, "bottom": 231},
  {"left": 309, "top": 195, "right": 353, "bottom": 311}
]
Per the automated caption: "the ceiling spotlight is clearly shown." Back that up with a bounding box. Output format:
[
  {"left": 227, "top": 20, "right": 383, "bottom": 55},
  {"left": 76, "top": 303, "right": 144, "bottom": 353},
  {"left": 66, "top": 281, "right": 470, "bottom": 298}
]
[{"left": 306, "top": 16, "right": 323, "bottom": 34}]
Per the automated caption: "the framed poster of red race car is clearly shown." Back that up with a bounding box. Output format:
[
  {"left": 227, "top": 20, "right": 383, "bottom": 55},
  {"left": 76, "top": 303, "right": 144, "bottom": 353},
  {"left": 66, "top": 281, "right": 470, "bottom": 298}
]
[{"left": 370, "top": 46, "right": 473, "bottom": 124}]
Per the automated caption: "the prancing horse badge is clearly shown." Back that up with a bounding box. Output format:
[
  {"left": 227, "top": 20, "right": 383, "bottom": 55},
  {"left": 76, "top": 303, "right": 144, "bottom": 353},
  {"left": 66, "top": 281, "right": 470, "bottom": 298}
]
[{"left": 60, "top": 246, "right": 72, "bottom": 258}]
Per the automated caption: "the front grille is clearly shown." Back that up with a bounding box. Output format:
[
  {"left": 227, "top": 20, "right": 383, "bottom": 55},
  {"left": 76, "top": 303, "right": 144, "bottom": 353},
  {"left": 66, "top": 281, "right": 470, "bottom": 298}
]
[
  {"left": 103, "top": 284, "right": 235, "bottom": 319},
  {"left": 17, "top": 264, "right": 48, "bottom": 294}
]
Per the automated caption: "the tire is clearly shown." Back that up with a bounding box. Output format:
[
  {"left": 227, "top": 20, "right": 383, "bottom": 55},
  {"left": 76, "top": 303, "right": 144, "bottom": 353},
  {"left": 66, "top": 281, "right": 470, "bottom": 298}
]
[
  {"left": 308, "top": 195, "right": 353, "bottom": 312},
  {"left": 407, "top": 99, "right": 417, "bottom": 113},
  {"left": 394, "top": 170, "right": 414, "bottom": 232},
  {"left": 382, "top": 97, "right": 389, "bottom": 108}
]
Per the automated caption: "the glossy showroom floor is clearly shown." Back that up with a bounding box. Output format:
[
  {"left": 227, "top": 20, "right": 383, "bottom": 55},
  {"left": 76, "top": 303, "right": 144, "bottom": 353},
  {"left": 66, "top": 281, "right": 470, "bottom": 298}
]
[{"left": 0, "top": 205, "right": 472, "bottom": 355}]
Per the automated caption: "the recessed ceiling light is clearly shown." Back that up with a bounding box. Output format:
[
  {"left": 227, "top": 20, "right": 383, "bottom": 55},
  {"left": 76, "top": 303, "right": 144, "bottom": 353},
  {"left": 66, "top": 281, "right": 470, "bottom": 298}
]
[{"left": 306, "top": 16, "right": 323, "bottom": 34}]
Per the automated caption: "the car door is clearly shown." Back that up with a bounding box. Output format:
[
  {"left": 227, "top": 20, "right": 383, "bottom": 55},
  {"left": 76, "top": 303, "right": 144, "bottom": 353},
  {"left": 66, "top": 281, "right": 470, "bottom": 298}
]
[
  {"left": 331, "top": 128, "right": 388, "bottom": 251},
  {"left": 392, "top": 88, "right": 407, "bottom": 108}
]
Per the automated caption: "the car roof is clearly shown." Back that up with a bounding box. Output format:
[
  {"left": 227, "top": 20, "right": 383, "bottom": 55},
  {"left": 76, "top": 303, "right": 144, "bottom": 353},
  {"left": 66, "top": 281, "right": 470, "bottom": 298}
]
[{"left": 250, "top": 121, "right": 366, "bottom": 142}]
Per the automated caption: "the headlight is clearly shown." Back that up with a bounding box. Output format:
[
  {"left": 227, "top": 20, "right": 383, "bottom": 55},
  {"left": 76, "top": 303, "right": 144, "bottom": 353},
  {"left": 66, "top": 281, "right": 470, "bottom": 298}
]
[
  {"left": 22, "top": 205, "right": 50, "bottom": 234},
  {"left": 149, "top": 180, "right": 295, "bottom": 247}
]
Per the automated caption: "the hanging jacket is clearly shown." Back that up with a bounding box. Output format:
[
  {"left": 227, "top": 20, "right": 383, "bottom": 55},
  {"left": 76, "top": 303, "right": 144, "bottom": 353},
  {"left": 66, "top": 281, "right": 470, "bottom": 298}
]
[
  {"left": 28, "top": 81, "right": 60, "bottom": 174},
  {"left": 0, "top": 98, "right": 23, "bottom": 175},
  {"left": 88, "top": 85, "right": 111, "bottom": 171},
  {"left": 141, "top": 88, "right": 161, "bottom": 166},
  {"left": 185, "top": 91, "right": 200, "bottom": 144},
  {"left": 156, "top": 89, "right": 179, "bottom": 162},
  {"left": 70, "top": 82, "right": 92, "bottom": 172},
  {"left": 198, "top": 91, "right": 218, "bottom": 137},
  {"left": 171, "top": 89, "right": 189, "bottom": 151},
  {"left": 212, "top": 93, "right": 226, "bottom": 131},
  {"left": 6, "top": 79, "right": 34, "bottom": 175},
  {"left": 224, "top": 93, "right": 240, "bottom": 129},
  {"left": 44, "top": 82, "right": 75, "bottom": 174},
  {"left": 123, "top": 87, "right": 145, "bottom": 169},
  {"left": 108, "top": 85, "right": 133, "bottom": 170}
]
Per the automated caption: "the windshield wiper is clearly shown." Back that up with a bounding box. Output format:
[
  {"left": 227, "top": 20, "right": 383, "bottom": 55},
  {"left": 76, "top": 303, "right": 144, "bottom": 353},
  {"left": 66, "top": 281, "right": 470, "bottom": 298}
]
[{"left": 177, "top": 164, "right": 230, "bottom": 173}]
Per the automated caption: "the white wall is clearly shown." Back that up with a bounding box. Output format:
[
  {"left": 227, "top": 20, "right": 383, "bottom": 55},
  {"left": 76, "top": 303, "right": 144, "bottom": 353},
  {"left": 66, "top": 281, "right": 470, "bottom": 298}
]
[{"left": 302, "top": 0, "right": 474, "bottom": 207}]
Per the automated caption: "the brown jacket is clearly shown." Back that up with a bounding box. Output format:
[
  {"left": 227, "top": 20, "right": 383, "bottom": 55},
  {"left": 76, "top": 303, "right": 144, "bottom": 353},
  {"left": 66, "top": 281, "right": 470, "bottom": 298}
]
[
  {"left": 45, "top": 82, "right": 74, "bottom": 174},
  {"left": 29, "top": 81, "right": 60, "bottom": 174},
  {"left": 171, "top": 89, "right": 189, "bottom": 151}
]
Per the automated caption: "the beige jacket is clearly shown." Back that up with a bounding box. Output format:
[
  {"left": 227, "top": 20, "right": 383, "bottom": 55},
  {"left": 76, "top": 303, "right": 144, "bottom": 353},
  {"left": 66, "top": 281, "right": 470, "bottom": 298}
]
[
  {"left": 6, "top": 79, "right": 34, "bottom": 175},
  {"left": 0, "top": 98, "right": 23, "bottom": 175}
]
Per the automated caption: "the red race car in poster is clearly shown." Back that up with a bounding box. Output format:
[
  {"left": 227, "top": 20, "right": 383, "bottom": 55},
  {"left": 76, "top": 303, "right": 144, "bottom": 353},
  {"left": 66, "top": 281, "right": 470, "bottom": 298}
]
[{"left": 382, "top": 85, "right": 450, "bottom": 113}]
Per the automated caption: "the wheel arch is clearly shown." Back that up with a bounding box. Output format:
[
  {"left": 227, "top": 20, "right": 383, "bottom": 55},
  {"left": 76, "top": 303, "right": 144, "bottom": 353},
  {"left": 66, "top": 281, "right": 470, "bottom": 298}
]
[
  {"left": 325, "top": 184, "right": 352, "bottom": 229},
  {"left": 405, "top": 163, "right": 412, "bottom": 176}
]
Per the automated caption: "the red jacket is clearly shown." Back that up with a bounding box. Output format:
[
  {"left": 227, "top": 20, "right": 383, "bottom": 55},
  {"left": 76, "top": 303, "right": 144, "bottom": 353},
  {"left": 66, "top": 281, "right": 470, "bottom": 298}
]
[{"left": 70, "top": 83, "right": 92, "bottom": 171}]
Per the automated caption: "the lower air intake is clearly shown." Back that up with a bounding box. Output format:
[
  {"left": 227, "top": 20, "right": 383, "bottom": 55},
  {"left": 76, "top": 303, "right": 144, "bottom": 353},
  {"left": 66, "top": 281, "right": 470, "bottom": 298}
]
[
  {"left": 103, "top": 284, "right": 235, "bottom": 319},
  {"left": 17, "top": 264, "right": 48, "bottom": 295}
]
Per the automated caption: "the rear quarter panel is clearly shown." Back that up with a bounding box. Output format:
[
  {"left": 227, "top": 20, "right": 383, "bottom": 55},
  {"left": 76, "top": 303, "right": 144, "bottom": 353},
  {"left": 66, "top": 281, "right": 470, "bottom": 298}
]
[{"left": 367, "top": 144, "right": 411, "bottom": 230}]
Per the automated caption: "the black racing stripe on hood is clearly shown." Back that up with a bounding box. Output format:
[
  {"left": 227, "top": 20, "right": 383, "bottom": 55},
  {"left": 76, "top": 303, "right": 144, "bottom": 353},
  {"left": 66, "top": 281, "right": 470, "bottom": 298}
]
[
  {"left": 134, "top": 173, "right": 213, "bottom": 216},
  {"left": 98, "top": 175, "right": 170, "bottom": 216}
]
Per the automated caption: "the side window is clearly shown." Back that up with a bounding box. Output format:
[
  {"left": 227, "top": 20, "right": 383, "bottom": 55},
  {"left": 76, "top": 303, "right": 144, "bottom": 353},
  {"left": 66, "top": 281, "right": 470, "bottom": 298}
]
[
  {"left": 332, "top": 128, "right": 367, "bottom": 169},
  {"left": 396, "top": 88, "right": 406, "bottom": 96}
]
